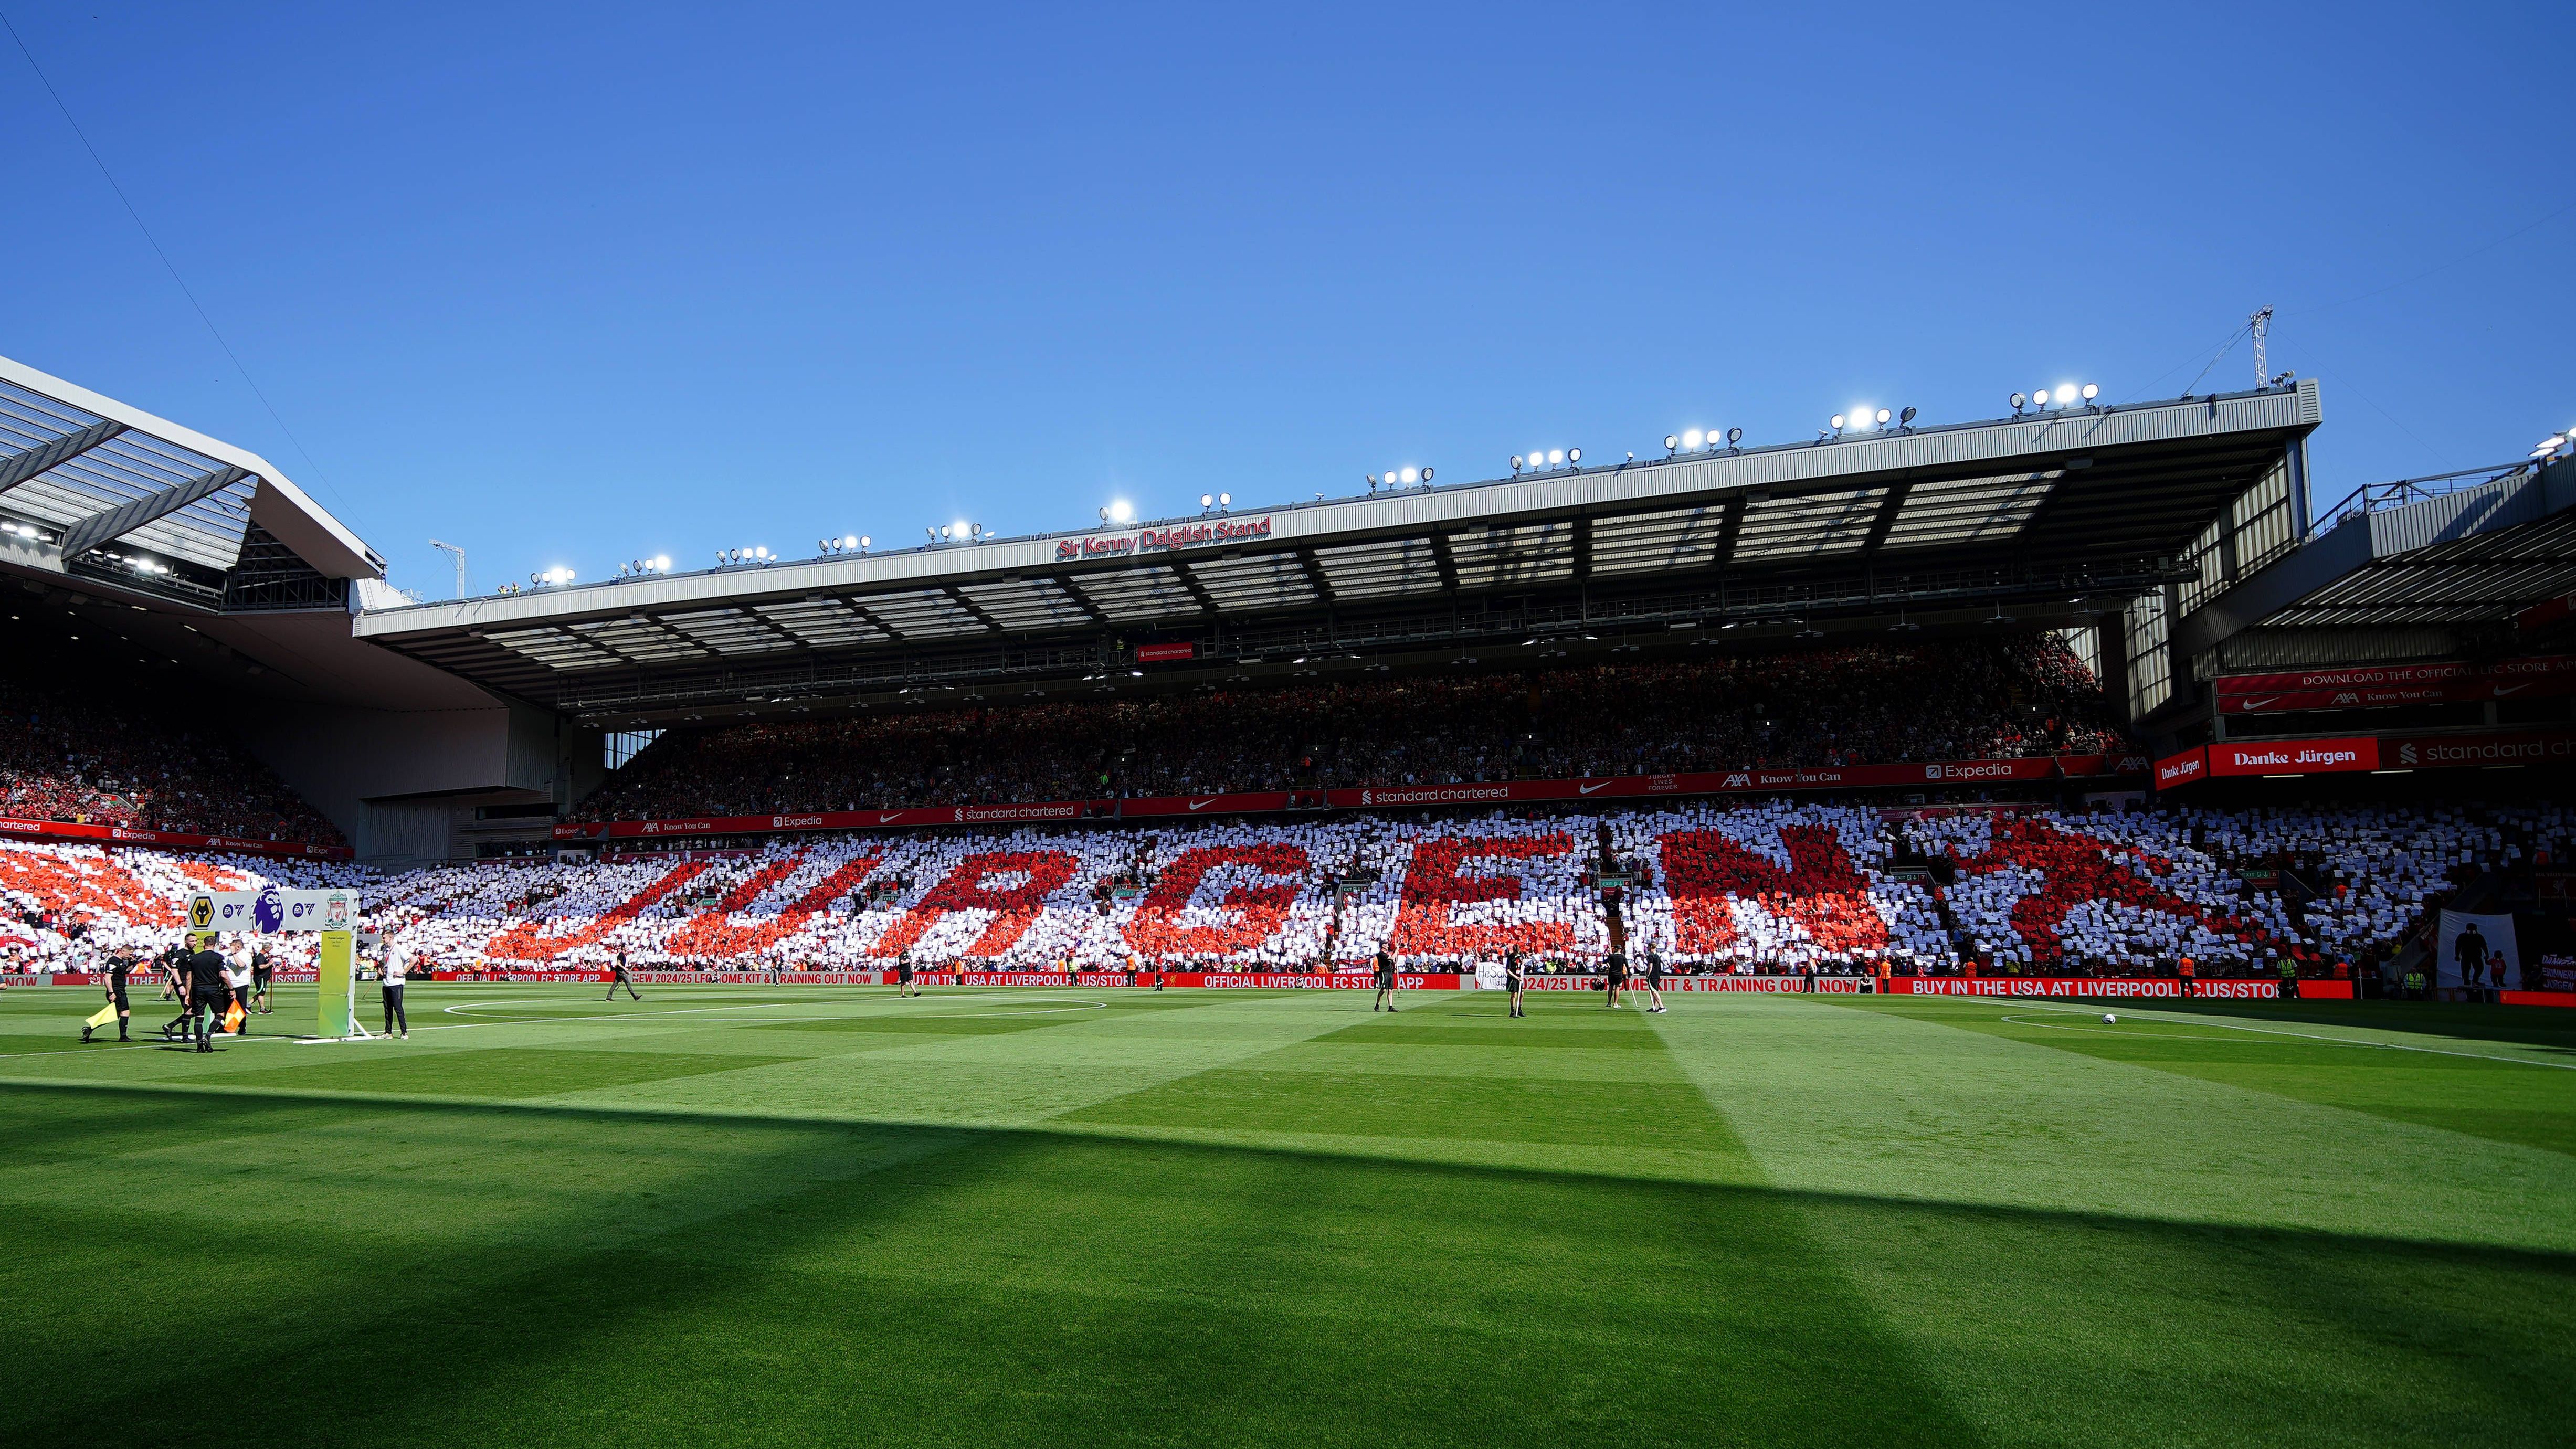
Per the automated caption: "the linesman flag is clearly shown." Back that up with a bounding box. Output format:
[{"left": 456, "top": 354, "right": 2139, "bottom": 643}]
[{"left": 85, "top": 1003, "right": 118, "bottom": 1030}]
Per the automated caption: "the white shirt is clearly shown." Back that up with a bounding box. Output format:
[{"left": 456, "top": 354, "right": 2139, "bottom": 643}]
[{"left": 382, "top": 944, "right": 411, "bottom": 985}]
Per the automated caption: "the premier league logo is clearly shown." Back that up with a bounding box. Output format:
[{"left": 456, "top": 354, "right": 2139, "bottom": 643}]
[{"left": 252, "top": 885, "right": 286, "bottom": 933}]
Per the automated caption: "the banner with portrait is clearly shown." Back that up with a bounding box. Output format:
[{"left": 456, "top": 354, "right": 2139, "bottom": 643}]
[{"left": 2437, "top": 910, "right": 2520, "bottom": 992}]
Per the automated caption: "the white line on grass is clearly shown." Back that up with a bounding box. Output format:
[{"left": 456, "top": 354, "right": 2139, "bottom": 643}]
[{"left": 1996, "top": 1002, "right": 2576, "bottom": 1071}]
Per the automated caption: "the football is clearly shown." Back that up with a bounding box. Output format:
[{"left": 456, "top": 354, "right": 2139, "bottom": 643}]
[{"left": 2103, "top": 1013, "right": 2117, "bottom": 1024}]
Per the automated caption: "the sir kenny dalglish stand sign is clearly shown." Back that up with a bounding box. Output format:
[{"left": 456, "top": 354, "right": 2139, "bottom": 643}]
[{"left": 185, "top": 887, "right": 364, "bottom": 1040}]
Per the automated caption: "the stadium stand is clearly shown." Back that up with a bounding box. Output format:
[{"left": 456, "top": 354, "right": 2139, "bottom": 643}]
[
  {"left": 574, "top": 637, "right": 2129, "bottom": 819},
  {"left": 0, "top": 840, "right": 367, "bottom": 974},
  {"left": 0, "top": 797, "right": 2471, "bottom": 982},
  {"left": 0, "top": 676, "right": 344, "bottom": 844}
]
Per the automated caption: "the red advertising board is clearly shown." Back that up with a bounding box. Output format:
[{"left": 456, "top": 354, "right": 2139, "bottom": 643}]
[
  {"left": 0, "top": 816, "right": 353, "bottom": 861},
  {"left": 2153, "top": 748, "right": 2207, "bottom": 789},
  {"left": 1134, "top": 642, "right": 1197, "bottom": 662},
  {"left": 1891, "top": 976, "right": 2349, "bottom": 1000},
  {"left": 2215, "top": 655, "right": 2576, "bottom": 714},
  {"left": 2159, "top": 728, "right": 2576, "bottom": 789},
  {"left": 2207, "top": 737, "right": 2380, "bottom": 777},
  {"left": 2379, "top": 729, "right": 2576, "bottom": 770},
  {"left": 553, "top": 754, "right": 2139, "bottom": 842}
]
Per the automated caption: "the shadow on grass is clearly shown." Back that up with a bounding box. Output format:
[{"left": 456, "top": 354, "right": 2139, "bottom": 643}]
[{"left": 4, "top": 1077, "right": 2572, "bottom": 1447}]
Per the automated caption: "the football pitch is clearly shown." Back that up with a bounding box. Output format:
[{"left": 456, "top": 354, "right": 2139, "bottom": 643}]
[{"left": 2, "top": 983, "right": 2570, "bottom": 1447}]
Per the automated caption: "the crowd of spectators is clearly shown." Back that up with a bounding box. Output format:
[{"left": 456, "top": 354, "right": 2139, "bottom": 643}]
[
  {"left": 575, "top": 636, "right": 2130, "bottom": 821},
  {"left": 0, "top": 841, "right": 366, "bottom": 975},
  {"left": 0, "top": 678, "right": 343, "bottom": 843},
  {"left": 8, "top": 798, "right": 2558, "bottom": 988}
]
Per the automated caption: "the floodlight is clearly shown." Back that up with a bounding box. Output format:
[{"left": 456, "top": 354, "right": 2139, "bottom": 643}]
[
  {"left": 2081, "top": 383, "right": 2099, "bottom": 400},
  {"left": 1509, "top": 456, "right": 1523, "bottom": 472},
  {"left": 1830, "top": 415, "right": 1845, "bottom": 430},
  {"left": 1726, "top": 428, "right": 1742, "bottom": 446},
  {"left": 1567, "top": 448, "right": 1581, "bottom": 463},
  {"left": 842, "top": 535, "right": 857, "bottom": 548},
  {"left": 1202, "top": 494, "right": 1214, "bottom": 508},
  {"left": 654, "top": 555, "right": 670, "bottom": 570},
  {"left": 856, "top": 538, "right": 867, "bottom": 551},
  {"left": 1107, "top": 500, "right": 1134, "bottom": 524},
  {"left": 1899, "top": 406, "right": 1917, "bottom": 427},
  {"left": 1666, "top": 434, "right": 1680, "bottom": 452},
  {"left": 1419, "top": 468, "right": 1432, "bottom": 481},
  {"left": 1874, "top": 408, "right": 1891, "bottom": 425},
  {"left": 2035, "top": 386, "right": 2051, "bottom": 406},
  {"left": 2010, "top": 392, "right": 2026, "bottom": 412},
  {"left": 1219, "top": 492, "right": 1231, "bottom": 506},
  {"left": 1681, "top": 429, "right": 1702, "bottom": 449},
  {"left": 1546, "top": 448, "right": 1564, "bottom": 466},
  {"left": 1399, "top": 467, "right": 1418, "bottom": 484}
]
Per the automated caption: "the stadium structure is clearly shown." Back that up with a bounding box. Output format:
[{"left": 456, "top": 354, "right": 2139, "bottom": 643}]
[
  {"left": 8, "top": 347, "right": 2575, "bottom": 1448},
  {"left": 8, "top": 346, "right": 2570, "bottom": 860}
]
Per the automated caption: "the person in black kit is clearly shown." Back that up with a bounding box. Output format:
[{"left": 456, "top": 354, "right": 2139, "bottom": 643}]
[
  {"left": 183, "top": 939, "right": 230, "bottom": 1052},
  {"left": 1373, "top": 951, "right": 1399, "bottom": 1012},
  {"left": 1603, "top": 950, "right": 1628, "bottom": 1009},
  {"left": 1505, "top": 950, "right": 1526, "bottom": 1019},
  {"left": 155, "top": 942, "right": 192, "bottom": 1039},
  {"left": 605, "top": 949, "right": 642, "bottom": 1001},
  {"left": 895, "top": 951, "right": 920, "bottom": 998},
  {"left": 250, "top": 944, "right": 275, "bottom": 1014},
  {"left": 85, "top": 948, "right": 136, "bottom": 1042},
  {"left": 1642, "top": 947, "right": 1667, "bottom": 1014}
]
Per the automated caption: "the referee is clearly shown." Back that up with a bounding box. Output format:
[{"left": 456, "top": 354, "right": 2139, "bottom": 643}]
[
  {"left": 183, "top": 937, "right": 229, "bottom": 1052},
  {"left": 85, "top": 947, "right": 135, "bottom": 1042}
]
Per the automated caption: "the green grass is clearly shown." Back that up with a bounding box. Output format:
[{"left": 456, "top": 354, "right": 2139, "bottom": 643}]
[{"left": 2, "top": 983, "right": 2570, "bottom": 1447}]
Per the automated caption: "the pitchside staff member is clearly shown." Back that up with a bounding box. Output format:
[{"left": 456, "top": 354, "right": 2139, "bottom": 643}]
[
  {"left": 250, "top": 943, "right": 275, "bottom": 1014},
  {"left": 1603, "top": 950, "right": 1628, "bottom": 1009},
  {"left": 1505, "top": 950, "right": 1526, "bottom": 1019},
  {"left": 381, "top": 932, "right": 413, "bottom": 1039},
  {"left": 1641, "top": 947, "right": 1667, "bottom": 1014},
  {"left": 1373, "top": 951, "right": 1399, "bottom": 1012},
  {"left": 895, "top": 951, "right": 920, "bottom": 998},
  {"left": 606, "top": 949, "right": 642, "bottom": 1001}
]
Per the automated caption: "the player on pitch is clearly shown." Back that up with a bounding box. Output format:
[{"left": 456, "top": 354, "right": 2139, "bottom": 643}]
[
  {"left": 1641, "top": 945, "right": 1666, "bottom": 1014},
  {"left": 606, "top": 948, "right": 642, "bottom": 1001}
]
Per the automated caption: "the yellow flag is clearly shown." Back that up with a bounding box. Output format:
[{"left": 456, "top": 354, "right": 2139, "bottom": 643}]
[
  {"left": 223, "top": 1002, "right": 246, "bottom": 1033},
  {"left": 86, "top": 1003, "right": 118, "bottom": 1029}
]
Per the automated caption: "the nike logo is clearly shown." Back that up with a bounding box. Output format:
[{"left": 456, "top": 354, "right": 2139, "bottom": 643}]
[
  {"left": 1578, "top": 782, "right": 1609, "bottom": 795},
  {"left": 1187, "top": 798, "right": 1218, "bottom": 810},
  {"left": 2239, "top": 696, "right": 2280, "bottom": 711},
  {"left": 2493, "top": 684, "right": 2530, "bottom": 696},
  {"left": 877, "top": 813, "right": 903, "bottom": 823}
]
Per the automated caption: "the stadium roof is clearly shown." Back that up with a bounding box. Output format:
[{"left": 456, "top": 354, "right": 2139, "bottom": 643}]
[
  {"left": 2173, "top": 453, "right": 2576, "bottom": 673},
  {"left": 0, "top": 353, "right": 381, "bottom": 605},
  {"left": 355, "top": 382, "right": 2321, "bottom": 724},
  {"left": 0, "top": 354, "right": 504, "bottom": 713}
]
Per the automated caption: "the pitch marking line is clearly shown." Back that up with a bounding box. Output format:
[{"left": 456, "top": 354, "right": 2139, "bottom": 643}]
[{"left": 1997, "top": 1002, "right": 2576, "bottom": 1071}]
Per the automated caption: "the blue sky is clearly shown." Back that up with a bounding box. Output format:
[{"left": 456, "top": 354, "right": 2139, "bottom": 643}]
[{"left": 2, "top": 2, "right": 2568, "bottom": 598}]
